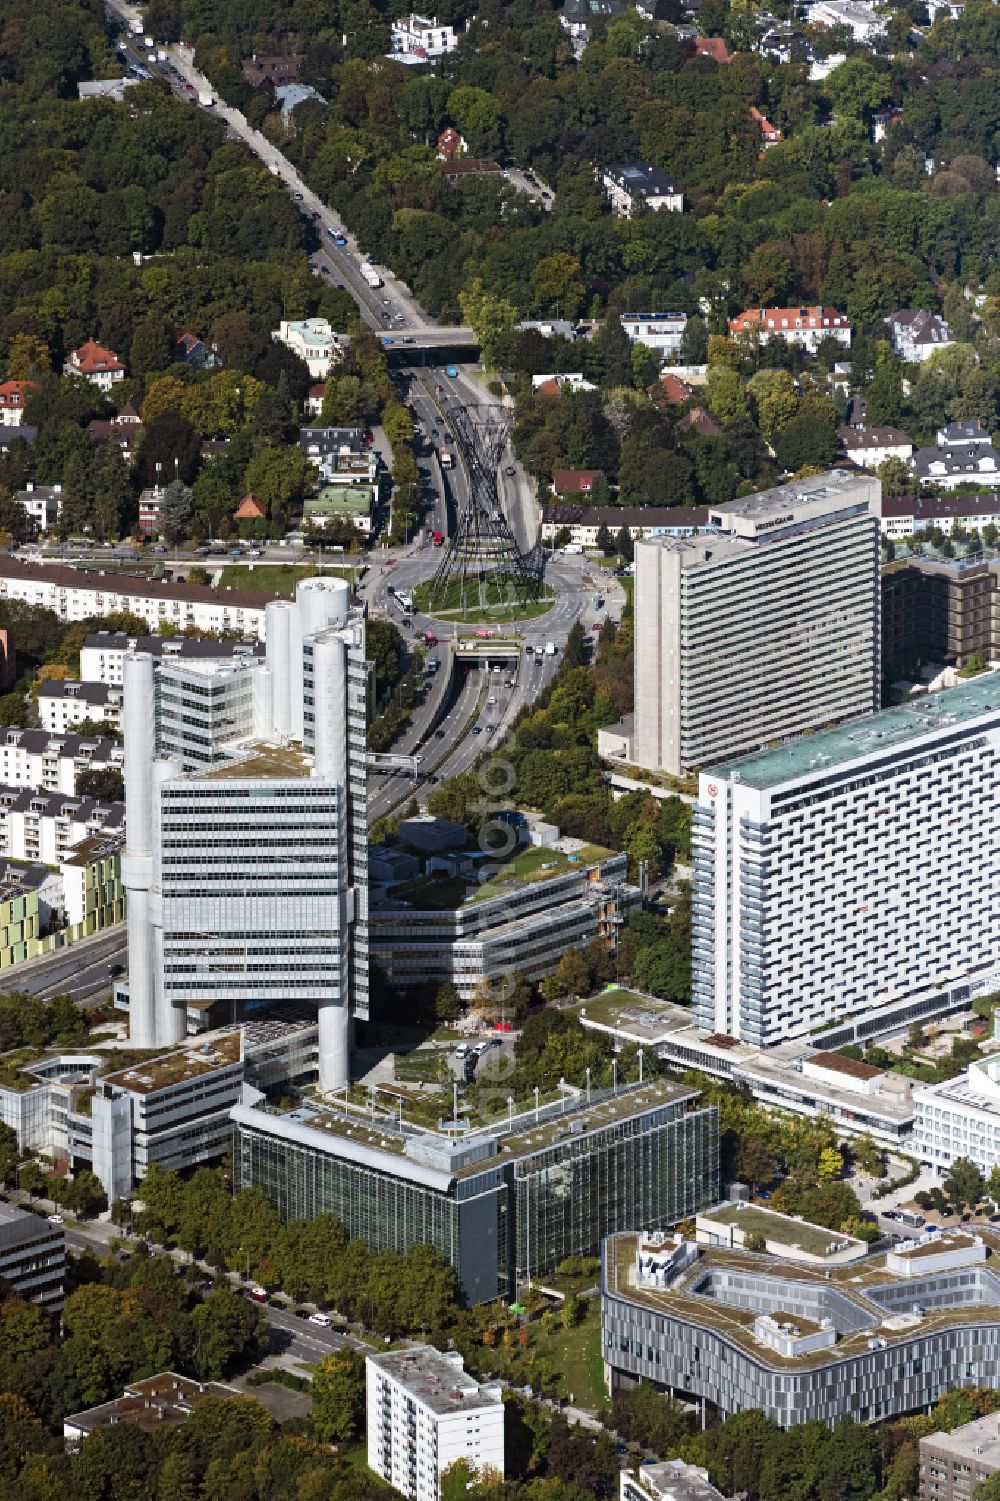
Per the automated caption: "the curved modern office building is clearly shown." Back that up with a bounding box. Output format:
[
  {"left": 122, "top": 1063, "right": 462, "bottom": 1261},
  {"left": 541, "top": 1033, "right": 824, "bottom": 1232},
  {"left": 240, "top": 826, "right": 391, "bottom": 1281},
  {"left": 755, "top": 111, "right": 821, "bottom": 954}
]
[{"left": 602, "top": 1225, "right": 1000, "bottom": 1428}]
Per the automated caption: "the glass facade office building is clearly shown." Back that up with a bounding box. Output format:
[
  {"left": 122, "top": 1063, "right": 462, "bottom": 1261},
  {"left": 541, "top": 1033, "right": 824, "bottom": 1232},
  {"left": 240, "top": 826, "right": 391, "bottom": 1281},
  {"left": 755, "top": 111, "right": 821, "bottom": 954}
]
[{"left": 233, "top": 1082, "right": 719, "bottom": 1304}]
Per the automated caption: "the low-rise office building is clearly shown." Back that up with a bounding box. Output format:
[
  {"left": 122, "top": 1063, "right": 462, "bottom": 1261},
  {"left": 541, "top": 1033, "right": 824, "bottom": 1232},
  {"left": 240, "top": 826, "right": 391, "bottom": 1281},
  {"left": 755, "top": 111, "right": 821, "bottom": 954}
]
[
  {"left": 692, "top": 675, "right": 1000, "bottom": 1048},
  {"left": 367, "top": 1347, "right": 503, "bottom": 1501},
  {"left": 919, "top": 1412, "right": 1000, "bottom": 1501},
  {"left": 0, "top": 1200, "right": 65, "bottom": 1308},
  {"left": 234, "top": 1077, "right": 719, "bottom": 1304},
  {"left": 603, "top": 1225, "right": 1000, "bottom": 1427},
  {"left": 575, "top": 991, "right": 917, "bottom": 1145},
  {"left": 370, "top": 845, "right": 639, "bottom": 1000},
  {"left": 0, "top": 1019, "right": 317, "bottom": 1201},
  {"left": 80, "top": 632, "right": 264, "bottom": 686},
  {"left": 38, "top": 680, "right": 122, "bottom": 733},
  {"left": 913, "top": 1055, "right": 1000, "bottom": 1175},
  {"left": 64, "top": 1373, "right": 239, "bottom": 1451},
  {"left": 621, "top": 1460, "right": 730, "bottom": 1501},
  {"left": 0, "top": 560, "right": 268, "bottom": 639}
]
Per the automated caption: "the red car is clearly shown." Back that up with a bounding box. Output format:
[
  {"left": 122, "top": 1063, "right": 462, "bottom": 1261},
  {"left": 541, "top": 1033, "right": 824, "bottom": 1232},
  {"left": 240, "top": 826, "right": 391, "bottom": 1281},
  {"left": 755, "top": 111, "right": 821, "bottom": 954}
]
[{"left": 591, "top": 621, "right": 602, "bottom": 631}]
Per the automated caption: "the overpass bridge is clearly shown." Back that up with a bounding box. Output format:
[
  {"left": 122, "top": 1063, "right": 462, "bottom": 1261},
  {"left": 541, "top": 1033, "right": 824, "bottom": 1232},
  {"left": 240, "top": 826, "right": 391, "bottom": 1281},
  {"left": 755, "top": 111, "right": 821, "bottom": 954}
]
[{"left": 383, "top": 328, "right": 480, "bottom": 366}]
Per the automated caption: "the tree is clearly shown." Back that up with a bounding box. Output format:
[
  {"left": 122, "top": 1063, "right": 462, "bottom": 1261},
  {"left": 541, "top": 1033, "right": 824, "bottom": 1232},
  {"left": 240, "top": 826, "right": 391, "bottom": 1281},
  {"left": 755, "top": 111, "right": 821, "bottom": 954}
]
[
  {"left": 59, "top": 1169, "right": 107, "bottom": 1218},
  {"left": 747, "top": 369, "right": 799, "bottom": 444},
  {"left": 75, "top": 767, "right": 124, "bottom": 802},
  {"left": 772, "top": 412, "right": 838, "bottom": 472},
  {"left": 735, "top": 1138, "right": 777, "bottom": 1194},
  {"left": 241, "top": 446, "right": 314, "bottom": 532},
  {"left": 157, "top": 480, "right": 192, "bottom": 546},
  {"left": 0, "top": 492, "right": 31, "bottom": 544},
  {"left": 944, "top": 1156, "right": 985, "bottom": 1211},
  {"left": 817, "top": 1146, "right": 844, "bottom": 1182},
  {"left": 190, "top": 1288, "right": 265, "bottom": 1380},
  {"left": 309, "top": 1350, "right": 366, "bottom": 1443},
  {"left": 554, "top": 947, "right": 590, "bottom": 997}
]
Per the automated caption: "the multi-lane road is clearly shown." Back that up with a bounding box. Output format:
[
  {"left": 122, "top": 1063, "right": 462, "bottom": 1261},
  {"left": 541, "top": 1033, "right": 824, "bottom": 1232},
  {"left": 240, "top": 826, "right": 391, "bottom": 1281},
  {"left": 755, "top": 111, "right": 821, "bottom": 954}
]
[{"left": 11, "top": 924, "right": 126, "bottom": 1004}]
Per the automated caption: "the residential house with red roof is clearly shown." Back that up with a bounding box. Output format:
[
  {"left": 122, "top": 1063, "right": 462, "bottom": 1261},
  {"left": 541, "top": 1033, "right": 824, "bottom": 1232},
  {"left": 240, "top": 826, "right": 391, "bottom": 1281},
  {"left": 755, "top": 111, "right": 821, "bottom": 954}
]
[
  {"left": 729, "top": 305, "right": 852, "bottom": 352},
  {"left": 0, "top": 381, "right": 35, "bottom": 427},
  {"left": 63, "top": 340, "right": 125, "bottom": 391},
  {"left": 749, "top": 106, "right": 783, "bottom": 147},
  {"left": 234, "top": 494, "right": 267, "bottom": 522}
]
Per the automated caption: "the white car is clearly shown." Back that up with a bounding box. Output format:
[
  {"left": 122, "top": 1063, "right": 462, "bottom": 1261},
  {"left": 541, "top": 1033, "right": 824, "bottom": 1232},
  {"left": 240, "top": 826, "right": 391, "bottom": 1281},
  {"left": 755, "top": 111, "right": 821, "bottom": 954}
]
[
  {"left": 47, "top": 1214, "right": 64, "bottom": 1225},
  {"left": 309, "top": 1312, "right": 332, "bottom": 1327}
]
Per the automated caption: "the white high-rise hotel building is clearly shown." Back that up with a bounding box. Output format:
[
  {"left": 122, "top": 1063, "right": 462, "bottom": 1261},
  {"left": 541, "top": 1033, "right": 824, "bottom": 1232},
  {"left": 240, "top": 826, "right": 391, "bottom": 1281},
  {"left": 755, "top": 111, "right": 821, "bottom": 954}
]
[
  {"left": 692, "top": 675, "right": 1000, "bottom": 1048},
  {"left": 631, "top": 471, "right": 881, "bottom": 776},
  {"left": 122, "top": 578, "right": 367, "bottom": 1089}
]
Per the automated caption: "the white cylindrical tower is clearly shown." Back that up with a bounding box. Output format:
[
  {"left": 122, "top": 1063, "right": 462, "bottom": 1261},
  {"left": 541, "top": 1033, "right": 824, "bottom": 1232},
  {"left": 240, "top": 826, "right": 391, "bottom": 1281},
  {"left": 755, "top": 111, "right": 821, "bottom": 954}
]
[
  {"left": 297, "top": 575, "right": 350, "bottom": 634},
  {"left": 311, "top": 630, "right": 347, "bottom": 783},
  {"left": 318, "top": 997, "right": 350, "bottom": 1093},
  {"left": 122, "top": 654, "right": 157, "bottom": 1046},
  {"left": 151, "top": 755, "right": 185, "bottom": 1046},
  {"left": 265, "top": 599, "right": 293, "bottom": 739}
]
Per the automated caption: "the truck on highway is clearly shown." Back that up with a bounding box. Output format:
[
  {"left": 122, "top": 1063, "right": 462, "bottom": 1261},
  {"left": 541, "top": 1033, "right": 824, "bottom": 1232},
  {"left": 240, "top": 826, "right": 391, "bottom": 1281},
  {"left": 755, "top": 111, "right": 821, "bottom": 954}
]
[
  {"left": 432, "top": 531, "right": 444, "bottom": 546},
  {"left": 361, "top": 263, "right": 383, "bottom": 288},
  {"left": 439, "top": 452, "right": 454, "bottom": 470},
  {"left": 198, "top": 88, "right": 214, "bottom": 106},
  {"left": 544, "top": 641, "right": 556, "bottom": 656},
  {"left": 423, "top": 631, "right": 438, "bottom": 646}
]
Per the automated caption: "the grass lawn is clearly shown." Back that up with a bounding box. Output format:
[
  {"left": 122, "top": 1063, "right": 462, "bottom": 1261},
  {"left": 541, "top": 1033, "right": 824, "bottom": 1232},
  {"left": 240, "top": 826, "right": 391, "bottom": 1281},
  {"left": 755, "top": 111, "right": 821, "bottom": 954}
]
[
  {"left": 414, "top": 575, "right": 554, "bottom": 624},
  {"left": 480, "top": 1301, "right": 608, "bottom": 1412},
  {"left": 337, "top": 1440, "right": 393, "bottom": 1485},
  {"left": 218, "top": 563, "right": 359, "bottom": 595}
]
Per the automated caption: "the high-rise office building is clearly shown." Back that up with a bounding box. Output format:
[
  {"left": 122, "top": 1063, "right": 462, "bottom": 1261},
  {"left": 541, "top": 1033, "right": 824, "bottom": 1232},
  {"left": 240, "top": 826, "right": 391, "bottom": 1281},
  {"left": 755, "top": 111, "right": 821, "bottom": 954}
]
[
  {"left": 630, "top": 472, "right": 881, "bottom": 776},
  {"left": 122, "top": 578, "right": 367, "bottom": 1089},
  {"left": 691, "top": 675, "right": 1000, "bottom": 1048}
]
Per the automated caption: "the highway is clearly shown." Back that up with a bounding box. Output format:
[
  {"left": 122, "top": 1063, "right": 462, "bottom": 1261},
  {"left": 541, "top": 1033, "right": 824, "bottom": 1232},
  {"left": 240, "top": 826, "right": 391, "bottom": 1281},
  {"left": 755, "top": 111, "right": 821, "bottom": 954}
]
[{"left": 105, "top": 2, "right": 541, "bottom": 559}]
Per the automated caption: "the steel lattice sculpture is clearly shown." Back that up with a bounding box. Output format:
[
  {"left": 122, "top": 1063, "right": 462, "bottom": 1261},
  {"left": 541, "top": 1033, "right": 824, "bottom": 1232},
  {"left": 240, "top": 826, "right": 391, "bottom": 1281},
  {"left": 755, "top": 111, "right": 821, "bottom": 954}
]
[{"left": 429, "top": 403, "right": 544, "bottom": 614}]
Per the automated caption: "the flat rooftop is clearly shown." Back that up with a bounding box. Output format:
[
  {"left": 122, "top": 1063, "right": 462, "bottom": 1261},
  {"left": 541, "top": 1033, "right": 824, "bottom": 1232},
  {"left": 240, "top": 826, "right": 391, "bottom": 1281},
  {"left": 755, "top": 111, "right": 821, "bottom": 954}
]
[
  {"left": 710, "top": 673, "right": 1000, "bottom": 790},
  {"left": 268, "top": 1078, "right": 693, "bottom": 1176},
  {"left": 701, "top": 1202, "right": 860, "bottom": 1258},
  {"left": 892, "top": 1233, "right": 978, "bottom": 1261},
  {"left": 65, "top": 1373, "right": 237, "bottom": 1438},
  {"left": 369, "top": 1347, "right": 500, "bottom": 1415},
  {"left": 390, "top": 843, "right": 615, "bottom": 911},
  {"left": 573, "top": 989, "right": 693, "bottom": 1042},
  {"left": 923, "top": 1411, "right": 1000, "bottom": 1463},
  {"left": 102, "top": 1031, "right": 242, "bottom": 1094},
  {"left": 199, "top": 742, "right": 311, "bottom": 780},
  {"left": 807, "top": 1049, "right": 884, "bottom": 1082},
  {"left": 607, "top": 1230, "right": 1000, "bottom": 1369},
  {"left": 713, "top": 469, "right": 873, "bottom": 523}
]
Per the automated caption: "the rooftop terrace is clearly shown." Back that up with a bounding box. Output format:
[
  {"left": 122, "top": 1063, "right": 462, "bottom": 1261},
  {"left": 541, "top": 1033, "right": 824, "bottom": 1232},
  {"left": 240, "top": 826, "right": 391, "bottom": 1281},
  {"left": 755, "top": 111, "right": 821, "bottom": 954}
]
[
  {"left": 102, "top": 1031, "right": 242, "bottom": 1094},
  {"left": 710, "top": 673, "right": 1000, "bottom": 790},
  {"left": 199, "top": 742, "right": 311, "bottom": 780},
  {"left": 700, "top": 1201, "right": 860, "bottom": 1258},
  {"left": 607, "top": 1230, "right": 1000, "bottom": 1369}
]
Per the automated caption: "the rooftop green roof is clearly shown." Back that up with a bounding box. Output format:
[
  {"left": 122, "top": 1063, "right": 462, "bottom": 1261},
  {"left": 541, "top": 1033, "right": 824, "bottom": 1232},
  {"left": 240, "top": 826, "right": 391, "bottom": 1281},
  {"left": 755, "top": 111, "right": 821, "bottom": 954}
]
[{"left": 710, "top": 674, "right": 1000, "bottom": 790}]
